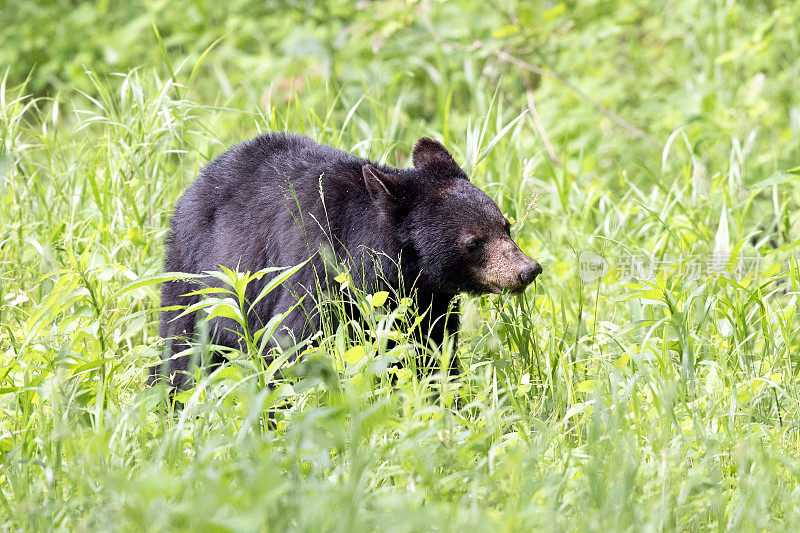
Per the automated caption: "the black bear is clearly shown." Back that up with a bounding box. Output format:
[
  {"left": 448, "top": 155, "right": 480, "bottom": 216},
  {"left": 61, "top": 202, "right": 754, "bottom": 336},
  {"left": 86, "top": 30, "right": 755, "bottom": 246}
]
[{"left": 152, "top": 133, "right": 541, "bottom": 388}]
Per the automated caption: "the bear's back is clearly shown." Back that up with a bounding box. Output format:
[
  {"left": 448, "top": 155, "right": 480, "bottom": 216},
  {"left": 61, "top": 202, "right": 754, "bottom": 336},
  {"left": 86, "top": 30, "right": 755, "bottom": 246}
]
[
  {"left": 168, "top": 133, "right": 379, "bottom": 276},
  {"left": 202, "top": 132, "right": 364, "bottom": 190}
]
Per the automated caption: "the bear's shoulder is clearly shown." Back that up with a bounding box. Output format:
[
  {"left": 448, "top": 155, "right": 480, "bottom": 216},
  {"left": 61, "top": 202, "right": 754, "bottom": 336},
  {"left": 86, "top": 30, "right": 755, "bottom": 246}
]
[{"left": 229, "top": 133, "right": 362, "bottom": 167}]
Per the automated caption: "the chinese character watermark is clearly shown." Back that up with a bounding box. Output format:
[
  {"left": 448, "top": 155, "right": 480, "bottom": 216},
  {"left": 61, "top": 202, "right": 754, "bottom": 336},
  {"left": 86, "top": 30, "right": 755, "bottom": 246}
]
[{"left": 578, "top": 251, "right": 763, "bottom": 283}]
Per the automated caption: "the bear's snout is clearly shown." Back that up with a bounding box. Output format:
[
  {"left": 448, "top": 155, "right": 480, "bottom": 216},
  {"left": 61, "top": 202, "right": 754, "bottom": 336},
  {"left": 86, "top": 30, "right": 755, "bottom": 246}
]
[
  {"left": 506, "top": 254, "right": 541, "bottom": 293},
  {"left": 477, "top": 237, "right": 541, "bottom": 293},
  {"left": 518, "top": 260, "right": 543, "bottom": 286}
]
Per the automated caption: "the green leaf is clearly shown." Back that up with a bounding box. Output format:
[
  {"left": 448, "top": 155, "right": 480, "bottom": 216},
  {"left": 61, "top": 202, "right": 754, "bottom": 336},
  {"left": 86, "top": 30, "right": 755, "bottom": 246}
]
[
  {"left": 343, "top": 345, "right": 366, "bottom": 365},
  {"left": 212, "top": 365, "right": 243, "bottom": 381},
  {"left": 173, "top": 388, "right": 195, "bottom": 403},
  {"left": 248, "top": 260, "right": 308, "bottom": 313},
  {"left": 476, "top": 109, "right": 527, "bottom": 165},
  {"left": 187, "top": 35, "right": 225, "bottom": 90},
  {"left": 491, "top": 25, "right": 519, "bottom": 39},
  {"left": 750, "top": 172, "right": 800, "bottom": 189},
  {"left": 205, "top": 299, "right": 244, "bottom": 325},
  {"left": 110, "top": 272, "right": 204, "bottom": 300},
  {"left": 182, "top": 286, "right": 235, "bottom": 298},
  {"left": 254, "top": 297, "right": 304, "bottom": 348},
  {"left": 371, "top": 291, "right": 390, "bottom": 308},
  {"left": 273, "top": 383, "right": 295, "bottom": 400}
]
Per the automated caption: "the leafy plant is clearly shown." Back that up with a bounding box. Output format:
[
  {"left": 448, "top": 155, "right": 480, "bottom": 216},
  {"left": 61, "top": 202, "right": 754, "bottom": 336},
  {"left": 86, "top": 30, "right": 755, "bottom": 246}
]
[{"left": 2, "top": 1, "right": 800, "bottom": 530}]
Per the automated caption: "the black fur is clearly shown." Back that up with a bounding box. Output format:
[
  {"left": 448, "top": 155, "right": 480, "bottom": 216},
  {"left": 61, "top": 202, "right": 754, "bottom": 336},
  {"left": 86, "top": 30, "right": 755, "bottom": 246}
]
[{"left": 152, "top": 133, "right": 538, "bottom": 388}]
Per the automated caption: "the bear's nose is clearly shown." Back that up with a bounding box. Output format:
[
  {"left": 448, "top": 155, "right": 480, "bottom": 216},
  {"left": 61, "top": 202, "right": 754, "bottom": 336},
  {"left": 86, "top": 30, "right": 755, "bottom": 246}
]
[{"left": 519, "top": 261, "right": 543, "bottom": 285}]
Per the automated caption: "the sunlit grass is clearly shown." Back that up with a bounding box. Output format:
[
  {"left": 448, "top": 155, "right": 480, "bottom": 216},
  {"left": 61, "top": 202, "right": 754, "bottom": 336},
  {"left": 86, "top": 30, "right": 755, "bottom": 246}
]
[{"left": 2, "top": 34, "right": 800, "bottom": 531}]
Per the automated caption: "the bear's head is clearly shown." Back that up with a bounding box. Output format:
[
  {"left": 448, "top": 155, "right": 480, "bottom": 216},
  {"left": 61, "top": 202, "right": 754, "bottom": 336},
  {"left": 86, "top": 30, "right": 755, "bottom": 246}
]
[{"left": 362, "top": 137, "right": 542, "bottom": 295}]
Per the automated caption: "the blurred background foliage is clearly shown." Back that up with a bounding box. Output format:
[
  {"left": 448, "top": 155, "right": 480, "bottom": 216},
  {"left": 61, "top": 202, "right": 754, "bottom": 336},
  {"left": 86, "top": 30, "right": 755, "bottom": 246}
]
[
  {"left": 4, "top": 0, "right": 799, "bottom": 175},
  {"left": 3, "top": 1, "right": 800, "bottom": 530}
]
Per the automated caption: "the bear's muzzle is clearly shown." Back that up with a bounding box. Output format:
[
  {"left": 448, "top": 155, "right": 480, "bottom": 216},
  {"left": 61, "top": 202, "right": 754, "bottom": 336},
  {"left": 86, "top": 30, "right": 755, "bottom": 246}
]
[{"left": 478, "top": 237, "right": 542, "bottom": 293}]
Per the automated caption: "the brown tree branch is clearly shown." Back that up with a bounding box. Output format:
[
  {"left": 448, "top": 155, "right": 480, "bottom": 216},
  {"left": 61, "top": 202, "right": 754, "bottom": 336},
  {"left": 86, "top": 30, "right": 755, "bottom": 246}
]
[
  {"left": 422, "top": 19, "right": 659, "bottom": 148},
  {"left": 526, "top": 90, "right": 559, "bottom": 165},
  {"left": 493, "top": 49, "right": 660, "bottom": 148}
]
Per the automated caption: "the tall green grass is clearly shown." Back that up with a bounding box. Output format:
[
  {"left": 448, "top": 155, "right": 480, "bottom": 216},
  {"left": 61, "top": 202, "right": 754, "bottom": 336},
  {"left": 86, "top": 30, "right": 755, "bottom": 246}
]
[
  {"left": 2, "top": 66, "right": 799, "bottom": 531},
  {"left": 2, "top": 1, "right": 800, "bottom": 529}
]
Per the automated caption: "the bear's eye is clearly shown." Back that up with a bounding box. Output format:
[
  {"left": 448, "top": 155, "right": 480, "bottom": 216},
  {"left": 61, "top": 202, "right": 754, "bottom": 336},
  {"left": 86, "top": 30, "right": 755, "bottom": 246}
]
[
  {"left": 503, "top": 220, "right": 511, "bottom": 235},
  {"left": 464, "top": 235, "right": 483, "bottom": 252}
]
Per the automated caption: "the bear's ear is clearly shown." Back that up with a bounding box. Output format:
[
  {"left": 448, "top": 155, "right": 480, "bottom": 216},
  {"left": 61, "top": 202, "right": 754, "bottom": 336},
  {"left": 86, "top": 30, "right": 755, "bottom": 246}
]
[
  {"left": 363, "top": 164, "right": 402, "bottom": 207},
  {"left": 412, "top": 137, "right": 461, "bottom": 174}
]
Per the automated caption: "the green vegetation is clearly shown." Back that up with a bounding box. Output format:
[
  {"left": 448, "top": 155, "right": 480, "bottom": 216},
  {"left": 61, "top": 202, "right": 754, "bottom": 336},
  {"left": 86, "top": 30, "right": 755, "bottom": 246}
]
[{"left": 2, "top": 0, "right": 800, "bottom": 530}]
